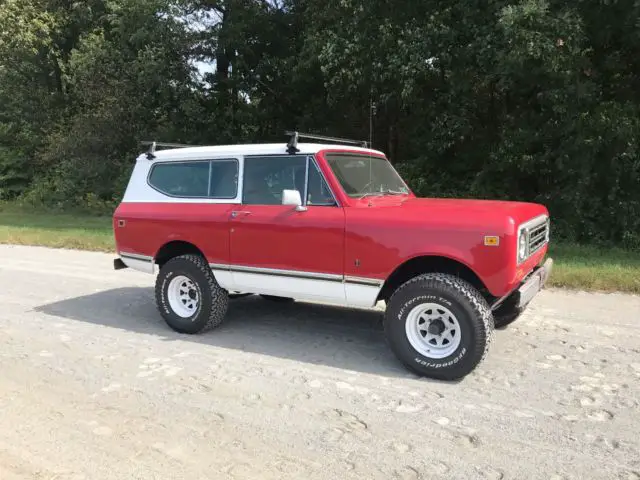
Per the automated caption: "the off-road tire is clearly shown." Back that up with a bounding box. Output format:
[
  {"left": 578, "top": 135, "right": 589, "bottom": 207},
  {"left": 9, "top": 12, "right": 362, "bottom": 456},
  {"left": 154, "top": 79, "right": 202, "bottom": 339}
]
[
  {"left": 260, "top": 294, "right": 294, "bottom": 303},
  {"left": 384, "top": 273, "right": 494, "bottom": 381},
  {"left": 155, "top": 254, "right": 229, "bottom": 334}
]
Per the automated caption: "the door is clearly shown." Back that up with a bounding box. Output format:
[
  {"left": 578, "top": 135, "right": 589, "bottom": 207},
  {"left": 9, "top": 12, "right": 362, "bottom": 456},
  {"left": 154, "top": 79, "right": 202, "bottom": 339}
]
[{"left": 229, "top": 154, "right": 347, "bottom": 304}]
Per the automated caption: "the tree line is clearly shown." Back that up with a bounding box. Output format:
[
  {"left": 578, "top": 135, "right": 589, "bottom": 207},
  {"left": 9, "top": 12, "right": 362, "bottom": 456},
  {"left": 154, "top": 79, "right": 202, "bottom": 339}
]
[{"left": 1, "top": 0, "right": 639, "bottom": 247}]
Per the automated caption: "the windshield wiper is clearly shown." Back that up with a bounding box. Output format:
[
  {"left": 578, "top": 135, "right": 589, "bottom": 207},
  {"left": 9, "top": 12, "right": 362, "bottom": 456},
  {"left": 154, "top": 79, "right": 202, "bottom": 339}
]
[
  {"left": 357, "top": 189, "right": 407, "bottom": 199},
  {"left": 356, "top": 192, "right": 385, "bottom": 199}
]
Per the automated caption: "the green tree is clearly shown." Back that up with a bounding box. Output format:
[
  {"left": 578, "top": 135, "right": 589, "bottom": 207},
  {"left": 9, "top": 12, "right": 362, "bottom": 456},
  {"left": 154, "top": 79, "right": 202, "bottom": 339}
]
[{"left": 0, "top": 0, "right": 638, "bottom": 246}]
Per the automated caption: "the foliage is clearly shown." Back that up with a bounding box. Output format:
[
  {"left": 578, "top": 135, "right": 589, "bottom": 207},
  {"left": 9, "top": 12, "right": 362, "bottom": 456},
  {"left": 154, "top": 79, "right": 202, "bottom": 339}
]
[
  {"left": 0, "top": 0, "right": 639, "bottom": 247},
  {"left": 0, "top": 147, "right": 32, "bottom": 199}
]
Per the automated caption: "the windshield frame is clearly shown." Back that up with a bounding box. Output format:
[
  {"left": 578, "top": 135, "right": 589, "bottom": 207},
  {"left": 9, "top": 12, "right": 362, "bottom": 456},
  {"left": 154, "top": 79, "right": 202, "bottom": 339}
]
[{"left": 320, "top": 150, "right": 413, "bottom": 200}]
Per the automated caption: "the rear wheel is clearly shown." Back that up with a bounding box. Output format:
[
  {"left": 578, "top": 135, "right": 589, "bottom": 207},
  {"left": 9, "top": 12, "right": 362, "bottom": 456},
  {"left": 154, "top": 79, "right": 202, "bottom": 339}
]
[
  {"left": 384, "top": 273, "right": 494, "bottom": 380},
  {"left": 155, "top": 254, "right": 229, "bottom": 334}
]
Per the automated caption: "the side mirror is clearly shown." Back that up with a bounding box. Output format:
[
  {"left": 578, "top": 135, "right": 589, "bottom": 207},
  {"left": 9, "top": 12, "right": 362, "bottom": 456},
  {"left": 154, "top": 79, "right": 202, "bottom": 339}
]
[{"left": 282, "top": 189, "right": 307, "bottom": 211}]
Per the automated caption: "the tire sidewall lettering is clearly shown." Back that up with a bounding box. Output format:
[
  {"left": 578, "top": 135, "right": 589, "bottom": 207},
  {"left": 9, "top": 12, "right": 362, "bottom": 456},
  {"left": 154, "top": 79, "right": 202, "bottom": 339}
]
[
  {"left": 160, "top": 268, "right": 203, "bottom": 322},
  {"left": 413, "top": 347, "right": 467, "bottom": 368},
  {"left": 397, "top": 294, "right": 453, "bottom": 321},
  {"left": 398, "top": 293, "right": 471, "bottom": 367},
  {"left": 159, "top": 270, "right": 176, "bottom": 317}
]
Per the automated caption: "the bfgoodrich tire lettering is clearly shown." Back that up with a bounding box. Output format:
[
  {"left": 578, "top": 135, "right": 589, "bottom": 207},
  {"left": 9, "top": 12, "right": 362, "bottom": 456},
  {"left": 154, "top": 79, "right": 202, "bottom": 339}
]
[
  {"left": 384, "top": 273, "right": 494, "bottom": 380},
  {"left": 155, "top": 254, "right": 229, "bottom": 334}
]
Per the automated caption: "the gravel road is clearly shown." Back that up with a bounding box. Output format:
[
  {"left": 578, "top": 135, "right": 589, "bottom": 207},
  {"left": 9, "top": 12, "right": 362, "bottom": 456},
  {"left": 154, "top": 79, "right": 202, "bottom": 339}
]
[{"left": 1, "top": 245, "right": 639, "bottom": 480}]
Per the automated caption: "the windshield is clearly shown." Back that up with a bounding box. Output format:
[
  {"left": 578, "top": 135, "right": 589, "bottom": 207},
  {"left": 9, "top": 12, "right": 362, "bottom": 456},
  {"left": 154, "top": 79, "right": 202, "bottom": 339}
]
[{"left": 324, "top": 153, "right": 410, "bottom": 198}]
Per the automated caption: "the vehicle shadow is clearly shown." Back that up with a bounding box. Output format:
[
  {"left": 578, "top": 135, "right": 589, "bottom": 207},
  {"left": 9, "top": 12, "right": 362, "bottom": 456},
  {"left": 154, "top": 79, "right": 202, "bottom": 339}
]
[{"left": 34, "top": 287, "right": 420, "bottom": 379}]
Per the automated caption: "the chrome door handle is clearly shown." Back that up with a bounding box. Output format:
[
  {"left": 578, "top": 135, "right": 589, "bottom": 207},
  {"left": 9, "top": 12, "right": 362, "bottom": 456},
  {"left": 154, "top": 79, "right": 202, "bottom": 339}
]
[{"left": 231, "top": 211, "right": 251, "bottom": 218}]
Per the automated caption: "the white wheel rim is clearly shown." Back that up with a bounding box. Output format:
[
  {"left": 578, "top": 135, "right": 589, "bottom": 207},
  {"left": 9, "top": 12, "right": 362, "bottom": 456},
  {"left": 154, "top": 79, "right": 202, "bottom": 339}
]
[
  {"left": 167, "top": 275, "right": 199, "bottom": 318},
  {"left": 405, "top": 303, "right": 462, "bottom": 359}
]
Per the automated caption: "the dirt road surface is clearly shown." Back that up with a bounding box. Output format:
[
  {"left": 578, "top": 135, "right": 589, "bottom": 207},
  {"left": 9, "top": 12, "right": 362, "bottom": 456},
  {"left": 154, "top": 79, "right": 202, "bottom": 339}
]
[{"left": 1, "top": 245, "right": 639, "bottom": 480}]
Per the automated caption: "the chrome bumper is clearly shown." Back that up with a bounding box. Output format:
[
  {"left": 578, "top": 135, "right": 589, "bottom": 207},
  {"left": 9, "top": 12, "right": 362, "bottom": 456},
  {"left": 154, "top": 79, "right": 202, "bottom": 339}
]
[{"left": 516, "top": 257, "right": 553, "bottom": 309}]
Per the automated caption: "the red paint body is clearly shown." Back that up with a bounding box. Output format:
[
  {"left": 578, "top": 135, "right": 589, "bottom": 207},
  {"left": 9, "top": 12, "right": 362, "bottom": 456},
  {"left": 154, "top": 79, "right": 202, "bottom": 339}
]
[
  {"left": 340, "top": 196, "right": 548, "bottom": 296},
  {"left": 114, "top": 148, "right": 549, "bottom": 299},
  {"left": 229, "top": 205, "right": 345, "bottom": 276}
]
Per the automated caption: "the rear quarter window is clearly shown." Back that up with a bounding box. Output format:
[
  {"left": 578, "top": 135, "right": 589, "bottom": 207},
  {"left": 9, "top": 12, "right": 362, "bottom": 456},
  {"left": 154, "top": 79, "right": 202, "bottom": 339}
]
[{"left": 148, "top": 160, "right": 238, "bottom": 198}]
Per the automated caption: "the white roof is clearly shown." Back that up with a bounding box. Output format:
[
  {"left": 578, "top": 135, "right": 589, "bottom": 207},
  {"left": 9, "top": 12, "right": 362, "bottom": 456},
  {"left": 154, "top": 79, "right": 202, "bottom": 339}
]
[{"left": 138, "top": 142, "right": 386, "bottom": 161}]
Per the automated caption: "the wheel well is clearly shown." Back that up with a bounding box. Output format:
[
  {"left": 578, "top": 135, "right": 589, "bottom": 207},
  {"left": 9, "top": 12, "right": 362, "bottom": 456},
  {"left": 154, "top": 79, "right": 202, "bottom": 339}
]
[
  {"left": 376, "top": 256, "right": 493, "bottom": 303},
  {"left": 154, "top": 241, "right": 205, "bottom": 267}
]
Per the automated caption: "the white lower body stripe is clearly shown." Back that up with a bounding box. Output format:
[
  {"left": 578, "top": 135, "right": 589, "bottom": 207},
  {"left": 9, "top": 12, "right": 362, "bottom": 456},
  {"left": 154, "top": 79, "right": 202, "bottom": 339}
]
[
  {"left": 119, "top": 252, "right": 155, "bottom": 274},
  {"left": 209, "top": 264, "right": 383, "bottom": 307},
  {"left": 114, "top": 254, "right": 383, "bottom": 307},
  {"left": 210, "top": 263, "right": 344, "bottom": 282}
]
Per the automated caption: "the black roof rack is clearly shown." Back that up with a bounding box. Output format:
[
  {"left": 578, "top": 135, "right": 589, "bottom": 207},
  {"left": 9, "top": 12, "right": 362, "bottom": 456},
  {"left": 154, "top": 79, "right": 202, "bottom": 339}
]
[
  {"left": 140, "top": 141, "right": 199, "bottom": 160},
  {"left": 285, "top": 131, "right": 369, "bottom": 154}
]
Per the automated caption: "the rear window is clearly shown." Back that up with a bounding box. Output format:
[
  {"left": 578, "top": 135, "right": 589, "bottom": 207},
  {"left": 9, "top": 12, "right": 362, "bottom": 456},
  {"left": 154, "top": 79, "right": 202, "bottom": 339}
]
[{"left": 148, "top": 160, "right": 238, "bottom": 198}]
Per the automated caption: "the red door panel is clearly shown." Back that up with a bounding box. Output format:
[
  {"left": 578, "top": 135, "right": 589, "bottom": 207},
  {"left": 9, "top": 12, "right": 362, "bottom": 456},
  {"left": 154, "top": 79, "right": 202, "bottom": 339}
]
[{"left": 229, "top": 205, "right": 345, "bottom": 275}]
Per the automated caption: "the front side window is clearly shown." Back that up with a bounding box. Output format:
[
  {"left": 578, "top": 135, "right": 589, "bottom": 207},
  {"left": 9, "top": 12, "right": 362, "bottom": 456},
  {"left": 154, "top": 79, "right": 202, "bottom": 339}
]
[
  {"left": 306, "top": 160, "right": 336, "bottom": 206},
  {"left": 325, "top": 153, "right": 410, "bottom": 198},
  {"left": 148, "top": 159, "right": 238, "bottom": 198},
  {"left": 243, "top": 155, "right": 307, "bottom": 205}
]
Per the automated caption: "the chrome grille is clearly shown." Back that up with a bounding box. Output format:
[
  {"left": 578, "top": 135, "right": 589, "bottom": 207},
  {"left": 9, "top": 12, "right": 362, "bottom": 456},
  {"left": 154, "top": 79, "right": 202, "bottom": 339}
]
[{"left": 528, "top": 218, "right": 549, "bottom": 254}]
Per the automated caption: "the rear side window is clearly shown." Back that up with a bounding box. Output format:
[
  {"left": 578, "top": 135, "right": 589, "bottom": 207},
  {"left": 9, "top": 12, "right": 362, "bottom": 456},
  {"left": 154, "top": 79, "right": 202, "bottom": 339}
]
[
  {"left": 148, "top": 160, "right": 238, "bottom": 198},
  {"left": 209, "top": 160, "right": 239, "bottom": 198}
]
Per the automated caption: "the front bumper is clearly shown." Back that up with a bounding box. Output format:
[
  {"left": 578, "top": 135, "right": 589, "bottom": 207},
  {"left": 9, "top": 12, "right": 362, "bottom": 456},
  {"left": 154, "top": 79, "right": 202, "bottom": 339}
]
[
  {"left": 515, "top": 257, "right": 553, "bottom": 309},
  {"left": 491, "top": 257, "right": 553, "bottom": 312}
]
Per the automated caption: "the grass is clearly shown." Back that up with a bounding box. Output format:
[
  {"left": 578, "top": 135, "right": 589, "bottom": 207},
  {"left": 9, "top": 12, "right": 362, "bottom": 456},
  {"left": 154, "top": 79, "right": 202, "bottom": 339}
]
[
  {"left": 0, "top": 204, "right": 638, "bottom": 294},
  {"left": 546, "top": 243, "right": 640, "bottom": 294},
  {"left": 0, "top": 204, "right": 114, "bottom": 252}
]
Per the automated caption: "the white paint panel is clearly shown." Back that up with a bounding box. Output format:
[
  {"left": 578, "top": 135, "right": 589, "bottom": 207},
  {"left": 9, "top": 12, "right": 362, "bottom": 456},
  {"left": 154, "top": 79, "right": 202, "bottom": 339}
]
[
  {"left": 231, "top": 272, "right": 347, "bottom": 304},
  {"left": 121, "top": 157, "right": 244, "bottom": 204},
  {"left": 122, "top": 142, "right": 384, "bottom": 202},
  {"left": 120, "top": 256, "right": 154, "bottom": 274},
  {"left": 210, "top": 269, "right": 235, "bottom": 291},
  {"left": 345, "top": 283, "right": 383, "bottom": 308},
  {"left": 145, "top": 142, "right": 384, "bottom": 162}
]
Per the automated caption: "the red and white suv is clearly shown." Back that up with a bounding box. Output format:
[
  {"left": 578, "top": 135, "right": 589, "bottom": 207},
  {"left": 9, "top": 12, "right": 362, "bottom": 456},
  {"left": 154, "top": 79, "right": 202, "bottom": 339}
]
[{"left": 113, "top": 132, "right": 553, "bottom": 380}]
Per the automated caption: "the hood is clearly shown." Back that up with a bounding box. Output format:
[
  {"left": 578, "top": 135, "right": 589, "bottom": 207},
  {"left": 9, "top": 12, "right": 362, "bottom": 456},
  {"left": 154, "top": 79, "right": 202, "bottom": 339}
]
[{"left": 357, "top": 195, "right": 548, "bottom": 232}]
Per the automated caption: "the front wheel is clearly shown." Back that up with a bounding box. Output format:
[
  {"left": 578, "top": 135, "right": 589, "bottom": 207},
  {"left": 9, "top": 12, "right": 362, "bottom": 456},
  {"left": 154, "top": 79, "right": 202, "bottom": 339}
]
[{"left": 384, "top": 273, "right": 494, "bottom": 380}]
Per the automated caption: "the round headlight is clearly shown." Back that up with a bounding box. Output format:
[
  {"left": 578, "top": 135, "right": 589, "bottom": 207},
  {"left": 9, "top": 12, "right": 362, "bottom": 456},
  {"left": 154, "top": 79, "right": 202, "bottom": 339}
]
[{"left": 518, "top": 230, "right": 528, "bottom": 260}]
